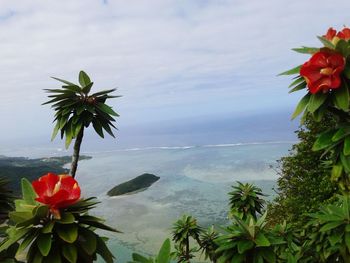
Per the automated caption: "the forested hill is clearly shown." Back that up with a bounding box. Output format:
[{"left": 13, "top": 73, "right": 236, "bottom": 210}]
[{"left": 0, "top": 156, "right": 91, "bottom": 195}]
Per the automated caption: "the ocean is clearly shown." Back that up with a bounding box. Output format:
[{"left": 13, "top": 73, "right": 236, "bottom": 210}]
[{"left": 67, "top": 142, "right": 293, "bottom": 262}]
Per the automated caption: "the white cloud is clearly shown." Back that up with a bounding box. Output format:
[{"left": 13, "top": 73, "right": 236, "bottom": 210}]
[{"left": 0, "top": 0, "right": 349, "bottom": 141}]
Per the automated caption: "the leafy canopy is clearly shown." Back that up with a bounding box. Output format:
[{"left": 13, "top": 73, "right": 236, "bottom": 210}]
[{"left": 43, "top": 71, "right": 120, "bottom": 148}]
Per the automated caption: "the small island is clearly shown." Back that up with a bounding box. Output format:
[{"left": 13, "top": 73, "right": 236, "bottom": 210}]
[{"left": 107, "top": 173, "right": 160, "bottom": 196}]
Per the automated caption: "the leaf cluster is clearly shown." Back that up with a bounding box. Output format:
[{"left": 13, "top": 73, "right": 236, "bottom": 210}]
[
  {"left": 228, "top": 182, "right": 266, "bottom": 220},
  {"left": 43, "top": 71, "right": 120, "bottom": 149}
]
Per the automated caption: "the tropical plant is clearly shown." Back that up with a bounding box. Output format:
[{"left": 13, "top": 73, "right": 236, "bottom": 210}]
[
  {"left": 198, "top": 225, "right": 219, "bottom": 263},
  {"left": 228, "top": 181, "right": 265, "bottom": 220},
  {"left": 302, "top": 195, "right": 350, "bottom": 262},
  {"left": 0, "top": 177, "right": 13, "bottom": 225},
  {"left": 43, "top": 71, "right": 119, "bottom": 178},
  {"left": 281, "top": 26, "right": 350, "bottom": 192},
  {"left": 0, "top": 176, "right": 119, "bottom": 263},
  {"left": 171, "top": 215, "right": 202, "bottom": 262},
  {"left": 129, "top": 238, "right": 172, "bottom": 263},
  {"left": 215, "top": 212, "right": 284, "bottom": 263}
]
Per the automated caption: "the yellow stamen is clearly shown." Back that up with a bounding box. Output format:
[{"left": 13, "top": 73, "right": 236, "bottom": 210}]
[{"left": 320, "top": 67, "right": 333, "bottom": 76}]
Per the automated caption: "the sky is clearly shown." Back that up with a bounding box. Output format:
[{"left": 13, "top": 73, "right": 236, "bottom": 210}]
[{"left": 0, "top": 0, "right": 350, "bottom": 148}]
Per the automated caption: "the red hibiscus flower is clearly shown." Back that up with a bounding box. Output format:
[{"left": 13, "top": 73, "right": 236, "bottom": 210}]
[
  {"left": 300, "top": 51, "right": 345, "bottom": 94},
  {"left": 32, "top": 173, "right": 81, "bottom": 218}
]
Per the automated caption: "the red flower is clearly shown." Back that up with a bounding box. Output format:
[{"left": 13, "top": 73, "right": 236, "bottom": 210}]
[
  {"left": 32, "top": 173, "right": 81, "bottom": 218},
  {"left": 300, "top": 51, "right": 345, "bottom": 94},
  {"left": 324, "top": 27, "right": 337, "bottom": 41},
  {"left": 324, "top": 27, "right": 350, "bottom": 44}
]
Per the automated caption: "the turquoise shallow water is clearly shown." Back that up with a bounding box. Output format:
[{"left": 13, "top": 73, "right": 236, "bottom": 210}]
[
  {"left": 0, "top": 141, "right": 293, "bottom": 262},
  {"left": 70, "top": 142, "right": 292, "bottom": 262}
]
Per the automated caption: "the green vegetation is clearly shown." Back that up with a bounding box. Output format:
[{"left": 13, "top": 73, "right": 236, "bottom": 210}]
[
  {"left": 107, "top": 173, "right": 160, "bottom": 196},
  {"left": 0, "top": 179, "right": 119, "bottom": 263},
  {"left": 268, "top": 114, "right": 339, "bottom": 227},
  {"left": 0, "top": 156, "right": 91, "bottom": 195},
  {"left": 229, "top": 182, "right": 265, "bottom": 220},
  {"left": 130, "top": 239, "right": 172, "bottom": 263}
]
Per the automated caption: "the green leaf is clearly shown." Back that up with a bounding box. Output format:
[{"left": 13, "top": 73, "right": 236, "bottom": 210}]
[
  {"left": 17, "top": 229, "right": 38, "bottom": 254},
  {"left": 317, "top": 36, "right": 335, "bottom": 49},
  {"left": 332, "top": 128, "right": 348, "bottom": 142},
  {"left": 42, "top": 221, "right": 55, "bottom": 234},
  {"left": 96, "top": 236, "right": 114, "bottom": 263},
  {"left": 237, "top": 240, "right": 254, "bottom": 253},
  {"left": 333, "top": 83, "right": 349, "bottom": 110},
  {"left": 34, "top": 205, "right": 49, "bottom": 219},
  {"left": 51, "top": 77, "right": 77, "bottom": 86},
  {"left": 278, "top": 65, "right": 301, "bottom": 76},
  {"left": 57, "top": 212, "right": 75, "bottom": 224},
  {"left": 331, "top": 163, "right": 343, "bottom": 181},
  {"left": 82, "top": 82, "right": 93, "bottom": 94},
  {"left": 21, "top": 178, "right": 37, "bottom": 205},
  {"left": 308, "top": 93, "right": 327, "bottom": 113},
  {"left": 96, "top": 102, "right": 119, "bottom": 117},
  {"left": 255, "top": 233, "right": 270, "bottom": 247},
  {"left": 57, "top": 224, "right": 78, "bottom": 243},
  {"left": 79, "top": 71, "right": 91, "bottom": 87},
  {"left": 132, "top": 253, "right": 152, "bottom": 263},
  {"left": 79, "top": 228, "right": 97, "bottom": 256},
  {"left": 345, "top": 232, "right": 350, "bottom": 251},
  {"left": 62, "top": 244, "right": 77, "bottom": 263},
  {"left": 340, "top": 152, "right": 350, "bottom": 173},
  {"left": 335, "top": 39, "right": 350, "bottom": 57},
  {"left": 37, "top": 233, "right": 52, "bottom": 256},
  {"left": 92, "top": 119, "right": 104, "bottom": 138},
  {"left": 344, "top": 136, "right": 350, "bottom": 156},
  {"left": 157, "top": 238, "right": 171, "bottom": 263},
  {"left": 312, "top": 130, "right": 336, "bottom": 151},
  {"left": 292, "top": 46, "right": 319, "bottom": 54},
  {"left": 288, "top": 77, "right": 304, "bottom": 88},
  {"left": 320, "top": 221, "right": 344, "bottom": 232},
  {"left": 260, "top": 249, "right": 276, "bottom": 262},
  {"left": 51, "top": 121, "right": 60, "bottom": 141},
  {"left": 289, "top": 81, "right": 306, "bottom": 93},
  {"left": 291, "top": 94, "right": 310, "bottom": 119}
]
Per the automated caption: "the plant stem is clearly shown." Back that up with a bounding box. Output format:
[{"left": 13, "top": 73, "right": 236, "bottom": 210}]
[{"left": 70, "top": 128, "right": 84, "bottom": 178}]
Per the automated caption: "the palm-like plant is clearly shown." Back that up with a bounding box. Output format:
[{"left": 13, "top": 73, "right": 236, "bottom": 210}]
[
  {"left": 171, "top": 215, "right": 202, "bottom": 262},
  {"left": 199, "top": 226, "right": 219, "bottom": 263},
  {"left": 228, "top": 181, "right": 266, "bottom": 220},
  {"left": 43, "top": 71, "right": 119, "bottom": 178},
  {"left": 0, "top": 177, "right": 13, "bottom": 225},
  {"left": 215, "top": 212, "right": 284, "bottom": 263}
]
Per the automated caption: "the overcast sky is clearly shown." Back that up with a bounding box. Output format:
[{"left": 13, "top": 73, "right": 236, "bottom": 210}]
[{"left": 0, "top": 0, "right": 349, "bottom": 145}]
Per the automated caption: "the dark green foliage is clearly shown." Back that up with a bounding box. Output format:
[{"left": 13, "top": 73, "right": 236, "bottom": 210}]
[
  {"left": 302, "top": 195, "right": 350, "bottom": 262},
  {"left": 0, "top": 156, "right": 90, "bottom": 195},
  {"left": 171, "top": 215, "right": 202, "bottom": 262},
  {"left": 0, "top": 177, "right": 13, "bottom": 224},
  {"left": 107, "top": 173, "right": 160, "bottom": 196},
  {"left": 268, "top": 114, "right": 339, "bottom": 227},
  {"left": 228, "top": 181, "right": 265, "bottom": 220},
  {"left": 129, "top": 239, "right": 172, "bottom": 263},
  {"left": 0, "top": 178, "right": 119, "bottom": 263},
  {"left": 198, "top": 226, "right": 219, "bottom": 262},
  {"left": 44, "top": 71, "right": 119, "bottom": 148}
]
